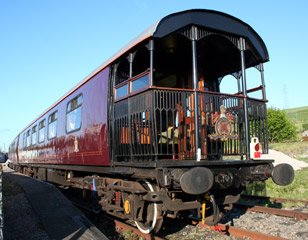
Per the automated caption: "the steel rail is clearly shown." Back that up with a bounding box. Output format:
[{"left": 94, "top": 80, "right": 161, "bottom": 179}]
[
  {"left": 110, "top": 217, "right": 165, "bottom": 240},
  {"left": 65, "top": 190, "right": 165, "bottom": 240},
  {"left": 235, "top": 202, "right": 308, "bottom": 220},
  {"left": 199, "top": 223, "right": 287, "bottom": 240}
]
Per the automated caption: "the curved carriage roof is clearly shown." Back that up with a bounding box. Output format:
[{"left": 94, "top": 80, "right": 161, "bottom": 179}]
[
  {"left": 156, "top": 9, "right": 268, "bottom": 59},
  {"left": 107, "top": 9, "right": 269, "bottom": 68},
  {"left": 87, "top": 9, "right": 268, "bottom": 84},
  {"left": 19, "top": 9, "right": 269, "bottom": 134}
]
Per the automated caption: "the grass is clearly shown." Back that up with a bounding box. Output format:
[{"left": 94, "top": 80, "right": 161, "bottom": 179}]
[
  {"left": 245, "top": 168, "right": 308, "bottom": 204},
  {"left": 285, "top": 105, "right": 308, "bottom": 132},
  {"left": 245, "top": 141, "right": 308, "bottom": 204},
  {"left": 265, "top": 168, "right": 308, "bottom": 200}
]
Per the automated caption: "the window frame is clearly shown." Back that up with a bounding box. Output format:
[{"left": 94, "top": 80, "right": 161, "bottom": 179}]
[
  {"left": 114, "top": 70, "right": 150, "bottom": 102},
  {"left": 31, "top": 125, "right": 37, "bottom": 146},
  {"left": 38, "top": 119, "right": 46, "bottom": 143},
  {"left": 114, "top": 80, "right": 129, "bottom": 101},
  {"left": 26, "top": 129, "right": 31, "bottom": 147},
  {"left": 23, "top": 132, "right": 26, "bottom": 149},
  {"left": 48, "top": 111, "right": 58, "bottom": 140},
  {"left": 130, "top": 72, "right": 150, "bottom": 94},
  {"left": 65, "top": 94, "right": 83, "bottom": 134}
]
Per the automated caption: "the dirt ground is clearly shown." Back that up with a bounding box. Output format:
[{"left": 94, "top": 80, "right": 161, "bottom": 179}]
[{"left": 2, "top": 168, "right": 49, "bottom": 240}]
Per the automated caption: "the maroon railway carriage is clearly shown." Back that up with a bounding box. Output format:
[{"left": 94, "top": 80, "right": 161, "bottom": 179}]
[{"left": 9, "top": 9, "right": 294, "bottom": 233}]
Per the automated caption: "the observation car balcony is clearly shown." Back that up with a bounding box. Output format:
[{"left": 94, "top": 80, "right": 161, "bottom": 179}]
[
  {"left": 112, "top": 72, "right": 268, "bottom": 162},
  {"left": 110, "top": 11, "right": 270, "bottom": 163}
]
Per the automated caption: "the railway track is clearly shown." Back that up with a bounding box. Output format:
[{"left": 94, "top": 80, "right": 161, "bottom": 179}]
[
  {"left": 199, "top": 223, "right": 288, "bottom": 240},
  {"left": 61, "top": 186, "right": 307, "bottom": 239},
  {"left": 238, "top": 194, "right": 308, "bottom": 220},
  {"left": 113, "top": 218, "right": 165, "bottom": 240},
  {"left": 59, "top": 187, "right": 164, "bottom": 240},
  {"left": 235, "top": 202, "right": 308, "bottom": 220},
  {"left": 76, "top": 205, "right": 164, "bottom": 240},
  {"left": 74, "top": 201, "right": 294, "bottom": 240}
]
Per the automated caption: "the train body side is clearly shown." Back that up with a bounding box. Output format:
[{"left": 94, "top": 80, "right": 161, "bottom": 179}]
[{"left": 15, "top": 67, "right": 110, "bottom": 166}]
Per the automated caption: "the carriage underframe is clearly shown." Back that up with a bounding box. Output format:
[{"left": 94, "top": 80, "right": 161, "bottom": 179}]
[{"left": 11, "top": 156, "right": 291, "bottom": 233}]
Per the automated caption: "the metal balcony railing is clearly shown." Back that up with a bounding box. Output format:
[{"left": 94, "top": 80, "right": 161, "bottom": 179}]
[{"left": 113, "top": 88, "right": 268, "bottom": 162}]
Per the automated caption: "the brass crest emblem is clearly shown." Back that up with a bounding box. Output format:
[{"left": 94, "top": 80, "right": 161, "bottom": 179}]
[{"left": 209, "top": 105, "right": 239, "bottom": 141}]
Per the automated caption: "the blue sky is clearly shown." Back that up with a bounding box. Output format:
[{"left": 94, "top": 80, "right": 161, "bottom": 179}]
[{"left": 1, "top": 0, "right": 307, "bottom": 151}]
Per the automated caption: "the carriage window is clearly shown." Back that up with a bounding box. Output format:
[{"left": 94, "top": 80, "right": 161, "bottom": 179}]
[
  {"left": 48, "top": 111, "right": 58, "bottom": 139},
  {"left": 131, "top": 74, "right": 149, "bottom": 92},
  {"left": 66, "top": 95, "right": 82, "bottom": 133},
  {"left": 26, "top": 129, "right": 31, "bottom": 147},
  {"left": 115, "top": 84, "right": 128, "bottom": 100},
  {"left": 31, "top": 125, "right": 37, "bottom": 145},
  {"left": 23, "top": 133, "right": 26, "bottom": 148},
  {"left": 38, "top": 119, "right": 46, "bottom": 143}
]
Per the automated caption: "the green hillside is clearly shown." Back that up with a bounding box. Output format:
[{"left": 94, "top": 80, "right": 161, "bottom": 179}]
[{"left": 285, "top": 106, "right": 308, "bottom": 132}]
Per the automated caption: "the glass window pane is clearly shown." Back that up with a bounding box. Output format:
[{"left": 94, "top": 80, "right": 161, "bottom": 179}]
[
  {"left": 77, "top": 95, "right": 83, "bottom": 106},
  {"left": 49, "top": 111, "right": 57, "bottom": 123},
  {"left": 132, "top": 75, "right": 149, "bottom": 92},
  {"left": 32, "top": 134, "right": 37, "bottom": 145},
  {"left": 48, "top": 120, "right": 57, "bottom": 139},
  {"left": 26, "top": 130, "right": 31, "bottom": 147},
  {"left": 67, "top": 102, "right": 71, "bottom": 112},
  {"left": 38, "top": 120, "right": 45, "bottom": 143},
  {"left": 39, "top": 120, "right": 45, "bottom": 129},
  {"left": 116, "top": 84, "right": 128, "bottom": 99},
  {"left": 32, "top": 126, "right": 37, "bottom": 145},
  {"left": 39, "top": 128, "right": 45, "bottom": 143},
  {"left": 66, "top": 107, "right": 81, "bottom": 132},
  {"left": 23, "top": 133, "right": 26, "bottom": 148}
]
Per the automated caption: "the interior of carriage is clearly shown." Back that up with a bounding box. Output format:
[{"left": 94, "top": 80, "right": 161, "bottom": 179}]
[
  {"left": 112, "top": 26, "right": 267, "bottom": 161},
  {"left": 114, "top": 32, "right": 265, "bottom": 98}
]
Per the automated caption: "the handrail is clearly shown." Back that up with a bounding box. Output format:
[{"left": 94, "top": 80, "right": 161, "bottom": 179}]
[
  {"left": 237, "top": 85, "right": 263, "bottom": 94},
  {"left": 150, "top": 86, "right": 195, "bottom": 92},
  {"left": 115, "top": 86, "right": 267, "bottom": 104},
  {"left": 113, "top": 86, "right": 268, "bottom": 161}
]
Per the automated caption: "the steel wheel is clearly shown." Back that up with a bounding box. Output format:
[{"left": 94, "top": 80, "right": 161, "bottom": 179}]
[{"left": 134, "top": 180, "right": 163, "bottom": 234}]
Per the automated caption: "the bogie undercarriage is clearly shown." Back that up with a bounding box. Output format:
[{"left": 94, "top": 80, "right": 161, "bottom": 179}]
[{"left": 10, "top": 159, "right": 293, "bottom": 233}]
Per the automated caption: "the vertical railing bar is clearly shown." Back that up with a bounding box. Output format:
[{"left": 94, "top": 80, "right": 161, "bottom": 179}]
[
  {"left": 139, "top": 112, "right": 142, "bottom": 157},
  {"left": 119, "top": 118, "right": 122, "bottom": 157},
  {"left": 166, "top": 104, "right": 169, "bottom": 155},
  {"left": 147, "top": 108, "right": 151, "bottom": 156},
  {"left": 153, "top": 90, "right": 158, "bottom": 157},
  {"left": 142, "top": 111, "right": 145, "bottom": 158},
  {"left": 159, "top": 108, "right": 162, "bottom": 155},
  {"left": 124, "top": 116, "right": 127, "bottom": 158},
  {"left": 172, "top": 109, "right": 175, "bottom": 159},
  {"left": 121, "top": 117, "right": 124, "bottom": 159},
  {"left": 171, "top": 91, "right": 174, "bottom": 158},
  {"left": 131, "top": 114, "right": 134, "bottom": 158}
]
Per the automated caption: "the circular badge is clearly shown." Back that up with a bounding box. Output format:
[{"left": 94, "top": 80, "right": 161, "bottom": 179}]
[{"left": 215, "top": 117, "right": 231, "bottom": 136}]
